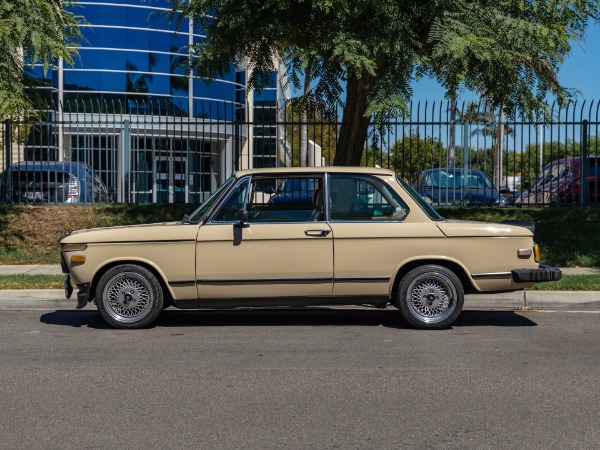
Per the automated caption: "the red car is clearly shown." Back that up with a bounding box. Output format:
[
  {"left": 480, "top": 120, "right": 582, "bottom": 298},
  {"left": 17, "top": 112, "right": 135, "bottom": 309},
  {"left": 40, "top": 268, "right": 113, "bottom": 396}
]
[{"left": 513, "top": 156, "right": 600, "bottom": 206}]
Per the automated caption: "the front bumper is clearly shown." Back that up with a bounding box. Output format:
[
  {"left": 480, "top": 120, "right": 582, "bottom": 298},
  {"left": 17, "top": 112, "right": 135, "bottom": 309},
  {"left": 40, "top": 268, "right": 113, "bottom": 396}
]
[
  {"left": 512, "top": 264, "right": 562, "bottom": 283},
  {"left": 76, "top": 283, "right": 91, "bottom": 309}
]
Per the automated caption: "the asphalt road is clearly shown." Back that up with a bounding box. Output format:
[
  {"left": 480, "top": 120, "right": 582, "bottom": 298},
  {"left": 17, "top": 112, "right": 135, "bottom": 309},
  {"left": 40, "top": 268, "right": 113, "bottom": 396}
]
[{"left": 1, "top": 307, "right": 599, "bottom": 449}]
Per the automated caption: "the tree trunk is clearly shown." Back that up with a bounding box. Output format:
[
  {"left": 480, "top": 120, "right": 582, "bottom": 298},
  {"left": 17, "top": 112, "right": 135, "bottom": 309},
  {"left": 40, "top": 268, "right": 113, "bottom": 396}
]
[{"left": 333, "top": 72, "right": 374, "bottom": 166}]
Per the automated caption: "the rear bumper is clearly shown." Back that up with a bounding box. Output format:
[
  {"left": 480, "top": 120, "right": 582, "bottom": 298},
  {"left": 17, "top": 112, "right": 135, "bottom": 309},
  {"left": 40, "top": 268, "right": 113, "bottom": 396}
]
[{"left": 512, "top": 265, "right": 562, "bottom": 283}]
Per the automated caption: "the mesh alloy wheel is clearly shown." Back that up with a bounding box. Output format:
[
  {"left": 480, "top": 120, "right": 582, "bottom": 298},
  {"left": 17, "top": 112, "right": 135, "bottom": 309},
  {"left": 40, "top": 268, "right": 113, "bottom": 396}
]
[
  {"left": 397, "top": 265, "right": 464, "bottom": 329},
  {"left": 104, "top": 273, "right": 152, "bottom": 322},
  {"left": 96, "top": 264, "right": 164, "bottom": 329},
  {"left": 407, "top": 273, "right": 456, "bottom": 324}
]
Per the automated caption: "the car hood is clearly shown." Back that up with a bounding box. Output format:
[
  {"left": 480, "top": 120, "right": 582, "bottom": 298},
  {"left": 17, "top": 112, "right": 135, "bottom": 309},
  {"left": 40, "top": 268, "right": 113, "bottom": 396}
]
[
  {"left": 59, "top": 221, "right": 199, "bottom": 244},
  {"left": 436, "top": 220, "right": 533, "bottom": 237}
]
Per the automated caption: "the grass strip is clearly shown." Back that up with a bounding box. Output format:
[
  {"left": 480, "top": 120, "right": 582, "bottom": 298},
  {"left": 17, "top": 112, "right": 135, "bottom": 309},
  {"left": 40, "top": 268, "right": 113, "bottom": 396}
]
[
  {"left": 0, "top": 274, "right": 599, "bottom": 291},
  {"left": 0, "top": 275, "right": 65, "bottom": 290},
  {"left": 528, "top": 274, "right": 600, "bottom": 291}
]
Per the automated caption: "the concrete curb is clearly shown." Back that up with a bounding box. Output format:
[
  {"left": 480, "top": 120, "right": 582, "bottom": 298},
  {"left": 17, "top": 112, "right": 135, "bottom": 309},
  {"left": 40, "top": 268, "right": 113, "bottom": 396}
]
[{"left": 0, "top": 289, "right": 598, "bottom": 311}]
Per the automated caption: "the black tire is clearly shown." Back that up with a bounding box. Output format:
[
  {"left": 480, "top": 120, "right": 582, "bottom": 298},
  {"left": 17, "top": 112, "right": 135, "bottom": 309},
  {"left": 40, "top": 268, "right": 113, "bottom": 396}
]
[
  {"left": 396, "top": 265, "right": 464, "bottom": 330},
  {"left": 96, "top": 264, "right": 164, "bottom": 329}
]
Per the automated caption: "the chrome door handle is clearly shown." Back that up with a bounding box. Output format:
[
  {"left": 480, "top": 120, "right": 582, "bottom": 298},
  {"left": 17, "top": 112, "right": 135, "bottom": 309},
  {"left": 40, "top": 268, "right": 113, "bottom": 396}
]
[{"left": 304, "top": 229, "right": 331, "bottom": 237}]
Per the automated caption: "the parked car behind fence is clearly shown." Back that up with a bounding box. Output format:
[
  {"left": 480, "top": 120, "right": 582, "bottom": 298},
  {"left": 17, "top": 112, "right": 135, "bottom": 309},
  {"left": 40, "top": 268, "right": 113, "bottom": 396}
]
[
  {"left": 511, "top": 156, "right": 600, "bottom": 206},
  {"left": 417, "top": 168, "right": 506, "bottom": 207},
  {"left": 0, "top": 162, "right": 112, "bottom": 204}
]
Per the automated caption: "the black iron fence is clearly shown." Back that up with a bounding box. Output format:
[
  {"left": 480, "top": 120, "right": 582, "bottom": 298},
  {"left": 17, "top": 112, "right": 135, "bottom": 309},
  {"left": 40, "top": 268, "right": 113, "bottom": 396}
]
[{"left": 1, "top": 99, "right": 599, "bottom": 206}]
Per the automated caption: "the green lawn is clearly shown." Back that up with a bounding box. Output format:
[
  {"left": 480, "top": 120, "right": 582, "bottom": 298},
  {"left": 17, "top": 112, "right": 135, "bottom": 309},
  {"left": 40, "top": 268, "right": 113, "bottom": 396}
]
[
  {"left": 0, "top": 275, "right": 65, "bottom": 290},
  {"left": 527, "top": 275, "right": 600, "bottom": 291}
]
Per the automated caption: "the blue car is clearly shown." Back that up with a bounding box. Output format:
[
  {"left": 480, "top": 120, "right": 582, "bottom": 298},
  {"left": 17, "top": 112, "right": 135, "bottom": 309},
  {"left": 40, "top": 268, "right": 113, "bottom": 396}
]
[
  {"left": 1, "top": 161, "right": 111, "bottom": 204},
  {"left": 268, "top": 177, "right": 320, "bottom": 207},
  {"left": 417, "top": 168, "right": 506, "bottom": 207}
]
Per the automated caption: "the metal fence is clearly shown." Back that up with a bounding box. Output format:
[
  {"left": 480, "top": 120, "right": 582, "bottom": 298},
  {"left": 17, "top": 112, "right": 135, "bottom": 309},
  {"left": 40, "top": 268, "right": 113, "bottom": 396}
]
[{"left": 1, "top": 99, "right": 599, "bottom": 206}]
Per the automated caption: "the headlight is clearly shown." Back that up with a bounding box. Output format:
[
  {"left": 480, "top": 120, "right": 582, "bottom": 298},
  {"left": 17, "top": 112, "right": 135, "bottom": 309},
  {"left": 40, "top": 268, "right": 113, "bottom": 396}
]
[{"left": 61, "top": 243, "right": 88, "bottom": 252}]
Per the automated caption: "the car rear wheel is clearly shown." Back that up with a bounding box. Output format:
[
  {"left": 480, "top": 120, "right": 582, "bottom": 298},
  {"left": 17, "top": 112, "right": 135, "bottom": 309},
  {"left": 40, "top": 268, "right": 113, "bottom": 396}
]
[
  {"left": 396, "top": 265, "right": 464, "bottom": 329},
  {"left": 96, "top": 264, "right": 164, "bottom": 329}
]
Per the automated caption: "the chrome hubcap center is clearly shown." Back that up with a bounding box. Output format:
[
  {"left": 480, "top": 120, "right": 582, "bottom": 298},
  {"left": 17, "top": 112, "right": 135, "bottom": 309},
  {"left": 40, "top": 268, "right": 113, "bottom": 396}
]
[{"left": 410, "top": 277, "right": 451, "bottom": 317}]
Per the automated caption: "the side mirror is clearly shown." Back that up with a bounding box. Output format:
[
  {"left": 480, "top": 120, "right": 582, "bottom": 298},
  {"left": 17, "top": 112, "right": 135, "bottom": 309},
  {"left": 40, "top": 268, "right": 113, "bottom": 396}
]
[{"left": 234, "top": 209, "right": 250, "bottom": 228}]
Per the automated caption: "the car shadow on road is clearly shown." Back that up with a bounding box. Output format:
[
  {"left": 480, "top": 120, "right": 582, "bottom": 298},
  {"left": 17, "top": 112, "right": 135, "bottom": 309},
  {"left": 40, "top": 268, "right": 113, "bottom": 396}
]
[{"left": 39, "top": 308, "right": 537, "bottom": 329}]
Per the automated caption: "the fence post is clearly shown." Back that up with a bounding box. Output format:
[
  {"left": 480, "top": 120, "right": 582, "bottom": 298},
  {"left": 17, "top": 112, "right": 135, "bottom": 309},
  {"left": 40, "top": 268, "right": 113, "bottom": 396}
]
[
  {"left": 3, "top": 119, "right": 11, "bottom": 168},
  {"left": 117, "top": 120, "right": 131, "bottom": 203},
  {"left": 461, "top": 121, "right": 469, "bottom": 206},
  {"left": 3, "top": 120, "right": 12, "bottom": 201},
  {"left": 581, "top": 119, "right": 589, "bottom": 206}
]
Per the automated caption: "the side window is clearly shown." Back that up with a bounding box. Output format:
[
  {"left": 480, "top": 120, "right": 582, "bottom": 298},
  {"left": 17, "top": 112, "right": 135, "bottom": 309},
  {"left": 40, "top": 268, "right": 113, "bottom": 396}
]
[
  {"left": 247, "top": 176, "right": 323, "bottom": 222},
  {"left": 329, "top": 174, "right": 408, "bottom": 221},
  {"left": 212, "top": 178, "right": 250, "bottom": 222}
]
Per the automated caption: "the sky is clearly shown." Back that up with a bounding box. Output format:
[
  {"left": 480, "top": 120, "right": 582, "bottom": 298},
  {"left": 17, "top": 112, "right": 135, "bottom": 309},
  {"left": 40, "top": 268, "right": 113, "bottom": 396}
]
[{"left": 410, "top": 24, "right": 600, "bottom": 105}]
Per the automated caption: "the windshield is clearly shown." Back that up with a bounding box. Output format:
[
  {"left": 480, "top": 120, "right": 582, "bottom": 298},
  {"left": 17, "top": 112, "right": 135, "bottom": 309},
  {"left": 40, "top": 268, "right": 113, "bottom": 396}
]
[
  {"left": 537, "top": 161, "right": 571, "bottom": 184},
  {"left": 184, "top": 176, "right": 236, "bottom": 223},
  {"left": 423, "top": 169, "right": 494, "bottom": 189},
  {"left": 397, "top": 175, "right": 444, "bottom": 221}
]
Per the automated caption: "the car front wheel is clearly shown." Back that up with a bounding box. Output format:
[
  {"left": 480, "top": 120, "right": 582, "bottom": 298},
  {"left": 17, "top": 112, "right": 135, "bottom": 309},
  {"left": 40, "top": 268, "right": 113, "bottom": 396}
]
[
  {"left": 396, "top": 265, "right": 464, "bottom": 329},
  {"left": 96, "top": 264, "right": 164, "bottom": 329}
]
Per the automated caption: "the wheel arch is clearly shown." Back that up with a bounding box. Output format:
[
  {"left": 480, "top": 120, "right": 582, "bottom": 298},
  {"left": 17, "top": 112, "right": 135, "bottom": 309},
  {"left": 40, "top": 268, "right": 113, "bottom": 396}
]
[
  {"left": 391, "top": 258, "right": 475, "bottom": 306},
  {"left": 89, "top": 259, "right": 174, "bottom": 307}
]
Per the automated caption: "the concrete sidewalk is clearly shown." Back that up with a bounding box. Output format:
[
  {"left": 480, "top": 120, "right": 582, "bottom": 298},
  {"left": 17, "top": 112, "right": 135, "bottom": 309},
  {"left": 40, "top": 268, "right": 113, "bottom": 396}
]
[{"left": 0, "top": 265, "right": 598, "bottom": 311}]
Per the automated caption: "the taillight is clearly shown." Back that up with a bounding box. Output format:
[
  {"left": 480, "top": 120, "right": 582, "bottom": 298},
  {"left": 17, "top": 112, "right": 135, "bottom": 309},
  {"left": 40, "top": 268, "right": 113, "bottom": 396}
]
[{"left": 68, "top": 177, "right": 79, "bottom": 198}]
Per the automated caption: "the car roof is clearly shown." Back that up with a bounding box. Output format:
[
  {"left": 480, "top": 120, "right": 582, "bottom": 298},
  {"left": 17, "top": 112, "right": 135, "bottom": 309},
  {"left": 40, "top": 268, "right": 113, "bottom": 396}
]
[
  {"left": 420, "top": 168, "right": 486, "bottom": 174},
  {"left": 234, "top": 166, "right": 396, "bottom": 177},
  {"left": 9, "top": 162, "right": 90, "bottom": 174}
]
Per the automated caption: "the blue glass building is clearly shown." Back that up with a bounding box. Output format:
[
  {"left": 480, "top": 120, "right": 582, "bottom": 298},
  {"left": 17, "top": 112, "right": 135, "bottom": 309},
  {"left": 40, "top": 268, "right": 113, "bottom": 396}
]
[{"left": 25, "top": 0, "right": 284, "bottom": 203}]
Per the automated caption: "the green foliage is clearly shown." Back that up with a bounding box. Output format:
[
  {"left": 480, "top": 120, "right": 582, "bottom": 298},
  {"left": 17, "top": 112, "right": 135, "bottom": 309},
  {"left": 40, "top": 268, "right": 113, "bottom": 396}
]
[
  {"left": 282, "top": 101, "right": 338, "bottom": 166},
  {"left": 170, "top": 0, "right": 600, "bottom": 164},
  {"left": 390, "top": 133, "right": 448, "bottom": 184},
  {"left": 438, "top": 206, "right": 600, "bottom": 267},
  {"left": 0, "top": 0, "right": 82, "bottom": 119},
  {"left": 1, "top": 204, "right": 599, "bottom": 267}
]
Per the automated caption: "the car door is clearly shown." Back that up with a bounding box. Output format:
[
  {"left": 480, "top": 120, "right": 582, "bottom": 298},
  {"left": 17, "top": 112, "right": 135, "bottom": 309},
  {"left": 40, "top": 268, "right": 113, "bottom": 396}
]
[
  {"left": 326, "top": 173, "right": 443, "bottom": 298},
  {"left": 195, "top": 174, "right": 333, "bottom": 299}
]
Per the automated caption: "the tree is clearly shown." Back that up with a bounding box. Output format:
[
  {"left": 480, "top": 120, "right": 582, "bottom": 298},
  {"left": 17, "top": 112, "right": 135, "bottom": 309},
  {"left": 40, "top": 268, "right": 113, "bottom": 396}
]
[
  {"left": 170, "top": 0, "right": 600, "bottom": 166},
  {"left": 0, "top": 0, "right": 81, "bottom": 119},
  {"left": 283, "top": 100, "right": 338, "bottom": 166},
  {"left": 390, "top": 132, "right": 447, "bottom": 184},
  {"left": 458, "top": 101, "right": 514, "bottom": 188}
]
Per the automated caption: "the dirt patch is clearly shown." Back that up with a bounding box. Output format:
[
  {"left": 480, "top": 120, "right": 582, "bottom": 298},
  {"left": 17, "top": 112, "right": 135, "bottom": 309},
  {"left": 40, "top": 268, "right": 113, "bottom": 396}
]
[{"left": 12, "top": 205, "right": 98, "bottom": 247}]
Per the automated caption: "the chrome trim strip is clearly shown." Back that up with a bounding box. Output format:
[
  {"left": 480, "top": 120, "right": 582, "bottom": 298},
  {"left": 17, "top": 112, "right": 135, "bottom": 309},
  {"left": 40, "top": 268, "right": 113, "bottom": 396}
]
[
  {"left": 169, "top": 280, "right": 196, "bottom": 287},
  {"left": 196, "top": 276, "right": 391, "bottom": 285},
  {"left": 198, "top": 278, "right": 333, "bottom": 285},
  {"left": 472, "top": 272, "right": 512, "bottom": 279},
  {"left": 88, "top": 239, "right": 195, "bottom": 245},
  {"left": 334, "top": 277, "right": 390, "bottom": 283}
]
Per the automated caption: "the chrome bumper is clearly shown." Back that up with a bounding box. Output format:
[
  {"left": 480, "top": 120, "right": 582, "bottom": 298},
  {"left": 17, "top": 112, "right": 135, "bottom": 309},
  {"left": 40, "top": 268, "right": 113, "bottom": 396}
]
[{"left": 512, "top": 265, "right": 562, "bottom": 283}]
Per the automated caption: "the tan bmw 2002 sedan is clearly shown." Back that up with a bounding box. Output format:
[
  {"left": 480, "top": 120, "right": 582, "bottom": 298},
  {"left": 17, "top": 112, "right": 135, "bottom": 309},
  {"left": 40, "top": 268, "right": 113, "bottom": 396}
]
[{"left": 59, "top": 167, "right": 561, "bottom": 330}]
